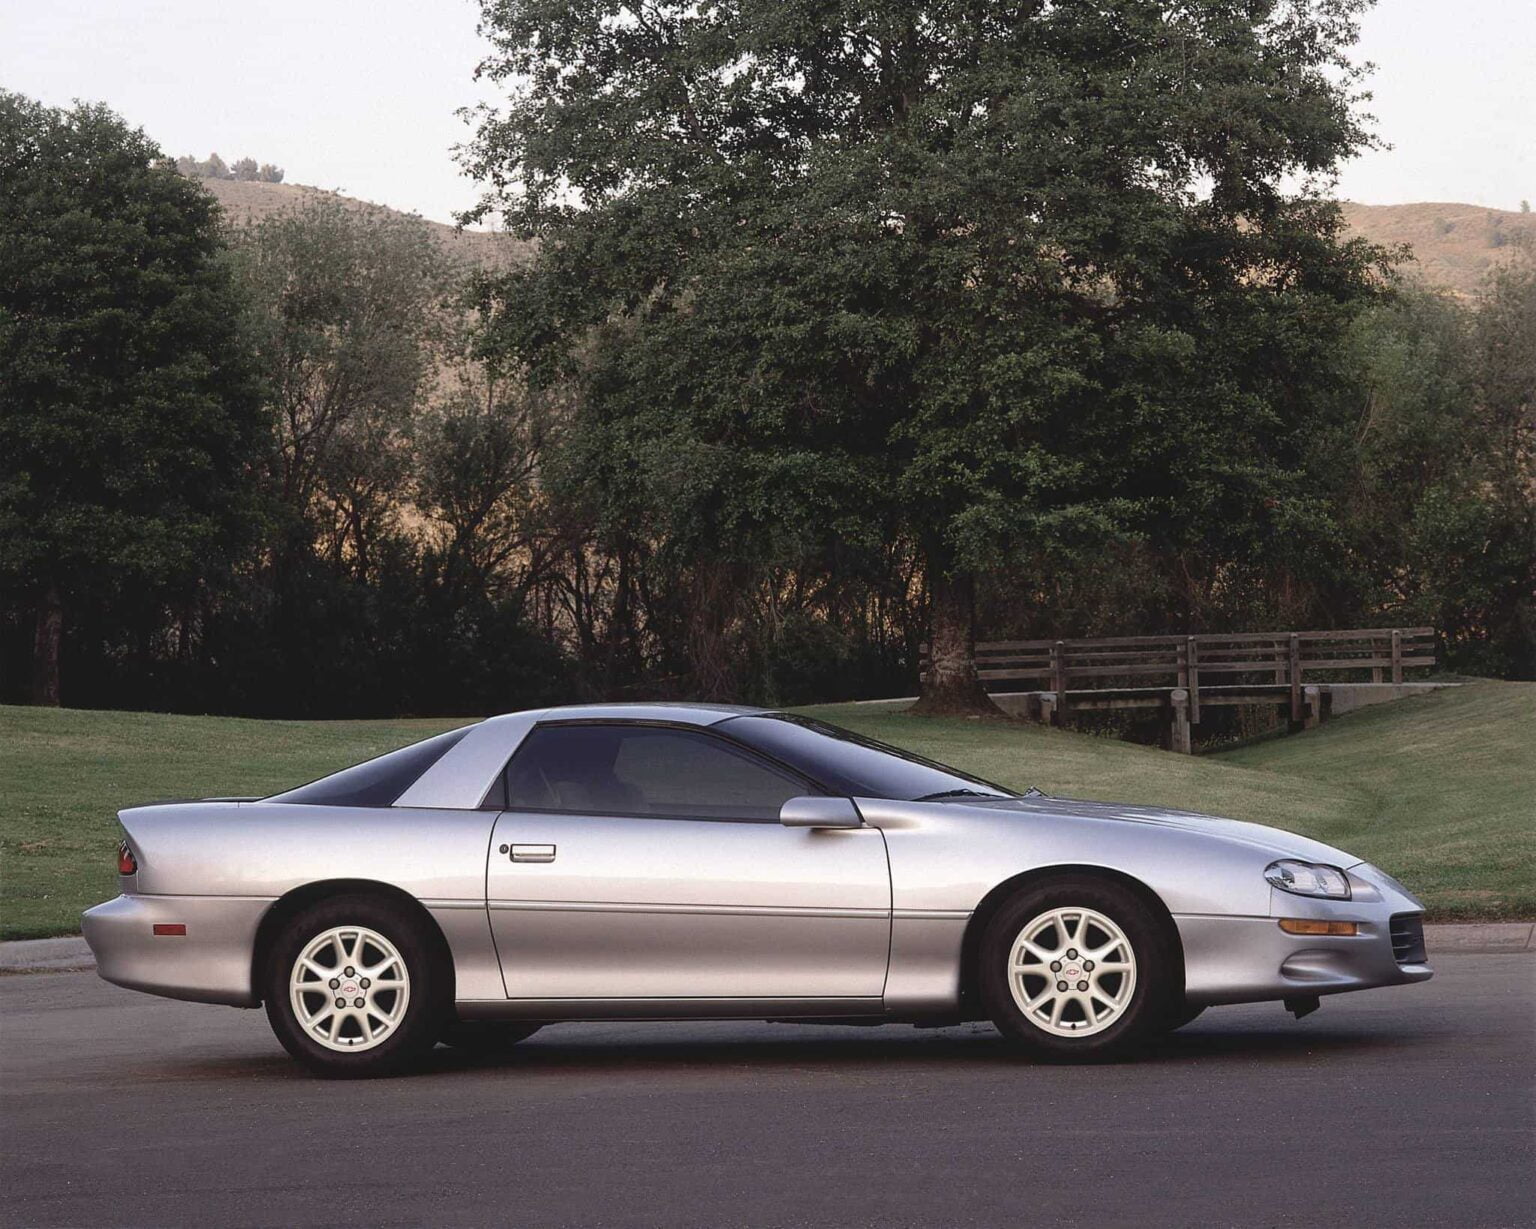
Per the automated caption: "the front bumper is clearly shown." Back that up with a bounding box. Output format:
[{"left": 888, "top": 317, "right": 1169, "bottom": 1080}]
[
  {"left": 82, "top": 893, "right": 272, "bottom": 1007},
  {"left": 1176, "top": 865, "right": 1432, "bottom": 1007}
]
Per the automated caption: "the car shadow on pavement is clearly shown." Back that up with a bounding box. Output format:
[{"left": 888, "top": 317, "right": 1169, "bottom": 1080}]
[
  {"left": 410, "top": 1022, "right": 1413, "bottom": 1080},
  {"left": 129, "top": 1019, "right": 1423, "bottom": 1084}
]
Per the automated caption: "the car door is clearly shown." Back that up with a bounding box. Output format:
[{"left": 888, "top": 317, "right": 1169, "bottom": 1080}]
[{"left": 485, "top": 721, "right": 891, "bottom": 1003}]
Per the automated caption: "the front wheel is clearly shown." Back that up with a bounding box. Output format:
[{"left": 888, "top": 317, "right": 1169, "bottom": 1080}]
[
  {"left": 979, "top": 877, "right": 1180, "bottom": 1061},
  {"left": 263, "top": 894, "right": 449, "bottom": 1078}
]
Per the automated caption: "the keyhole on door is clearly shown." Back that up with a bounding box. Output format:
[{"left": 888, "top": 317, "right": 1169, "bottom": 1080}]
[{"left": 498, "top": 844, "right": 509, "bottom": 854}]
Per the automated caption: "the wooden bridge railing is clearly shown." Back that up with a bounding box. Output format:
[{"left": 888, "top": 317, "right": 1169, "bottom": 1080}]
[{"left": 921, "top": 627, "right": 1436, "bottom": 724}]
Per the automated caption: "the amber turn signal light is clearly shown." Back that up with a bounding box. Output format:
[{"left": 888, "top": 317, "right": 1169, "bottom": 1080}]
[
  {"left": 1278, "top": 918, "right": 1358, "bottom": 936},
  {"left": 117, "top": 840, "right": 137, "bottom": 876}
]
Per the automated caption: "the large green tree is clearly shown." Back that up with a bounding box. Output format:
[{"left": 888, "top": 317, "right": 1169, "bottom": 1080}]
[
  {"left": 464, "top": 0, "right": 1388, "bottom": 709},
  {"left": 1463, "top": 252, "right": 1535, "bottom": 675},
  {"left": 1306, "top": 267, "right": 1535, "bottom": 679},
  {"left": 0, "top": 94, "right": 266, "bottom": 705},
  {"left": 231, "top": 196, "right": 451, "bottom": 577}
]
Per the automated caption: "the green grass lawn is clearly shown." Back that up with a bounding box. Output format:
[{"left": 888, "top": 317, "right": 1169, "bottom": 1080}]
[
  {"left": 809, "top": 680, "right": 1535, "bottom": 922},
  {"left": 1, "top": 681, "right": 1531, "bottom": 939},
  {"left": 1, "top": 709, "right": 465, "bottom": 940}
]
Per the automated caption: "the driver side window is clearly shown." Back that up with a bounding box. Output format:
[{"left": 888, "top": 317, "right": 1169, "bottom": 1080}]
[{"left": 504, "top": 724, "right": 808, "bottom": 821}]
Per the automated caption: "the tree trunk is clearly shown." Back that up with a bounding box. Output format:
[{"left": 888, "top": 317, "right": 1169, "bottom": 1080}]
[
  {"left": 686, "top": 562, "right": 739, "bottom": 701},
  {"left": 31, "top": 584, "right": 63, "bottom": 707},
  {"left": 911, "top": 566, "right": 1002, "bottom": 716}
]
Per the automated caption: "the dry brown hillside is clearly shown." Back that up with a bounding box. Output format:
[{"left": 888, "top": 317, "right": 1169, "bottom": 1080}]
[
  {"left": 1343, "top": 202, "right": 1535, "bottom": 296},
  {"left": 202, "top": 179, "right": 1532, "bottom": 295},
  {"left": 201, "top": 178, "right": 519, "bottom": 269}
]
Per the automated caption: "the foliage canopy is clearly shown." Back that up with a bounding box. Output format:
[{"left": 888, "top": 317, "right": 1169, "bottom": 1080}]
[
  {"left": 0, "top": 92, "right": 267, "bottom": 703},
  {"left": 463, "top": 0, "right": 1390, "bottom": 706}
]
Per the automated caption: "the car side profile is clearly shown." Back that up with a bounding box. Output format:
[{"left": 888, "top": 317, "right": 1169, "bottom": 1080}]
[{"left": 83, "top": 703, "right": 1431, "bottom": 1076}]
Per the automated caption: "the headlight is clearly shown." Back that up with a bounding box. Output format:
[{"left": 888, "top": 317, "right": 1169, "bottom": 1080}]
[{"left": 1265, "top": 859, "right": 1351, "bottom": 899}]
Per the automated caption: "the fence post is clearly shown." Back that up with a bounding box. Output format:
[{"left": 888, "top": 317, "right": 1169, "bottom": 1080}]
[
  {"left": 1289, "top": 633, "right": 1302, "bottom": 723},
  {"left": 1052, "top": 640, "right": 1068, "bottom": 726},
  {"left": 1274, "top": 638, "right": 1286, "bottom": 684},
  {"left": 1187, "top": 636, "right": 1201, "bottom": 726},
  {"left": 1391, "top": 628, "right": 1403, "bottom": 685},
  {"left": 1170, "top": 689, "right": 1192, "bottom": 754}
]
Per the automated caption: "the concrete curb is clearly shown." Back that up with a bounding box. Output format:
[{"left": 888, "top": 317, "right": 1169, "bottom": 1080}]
[
  {"left": 1424, "top": 921, "right": 1535, "bottom": 954},
  {"left": 2, "top": 922, "right": 1531, "bottom": 974},
  {"left": 0, "top": 936, "right": 95, "bottom": 972}
]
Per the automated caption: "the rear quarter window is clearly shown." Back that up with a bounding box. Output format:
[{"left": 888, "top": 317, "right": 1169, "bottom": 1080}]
[{"left": 268, "top": 727, "right": 473, "bottom": 808}]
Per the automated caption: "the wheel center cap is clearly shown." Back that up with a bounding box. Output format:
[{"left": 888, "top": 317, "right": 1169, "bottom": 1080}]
[
  {"left": 1063, "top": 965, "right": 1082, "bottom": 980},
  {"left": 341, "top": 982, "right": 360, "bottom": 997}
]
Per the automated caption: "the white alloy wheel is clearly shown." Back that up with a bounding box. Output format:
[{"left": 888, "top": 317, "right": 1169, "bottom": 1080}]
[
  {"left": 289, "top": 925, "right": 411, "bottom": 1052},
  {"left": 1007, "top": 906, "right": 1138, "bottom": 1038}
]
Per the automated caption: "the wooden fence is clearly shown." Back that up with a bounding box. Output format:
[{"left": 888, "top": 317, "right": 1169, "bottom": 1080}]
[{"left": 921, "top": 628, "right": 1436, "bottom": 743}]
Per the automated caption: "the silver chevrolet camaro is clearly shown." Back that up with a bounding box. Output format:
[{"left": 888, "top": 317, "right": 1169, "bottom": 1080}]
[{"left": 83, "top": 703, "right": 1431, "bottom": 1076}]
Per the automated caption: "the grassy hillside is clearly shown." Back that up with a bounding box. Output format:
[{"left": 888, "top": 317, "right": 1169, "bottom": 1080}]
[
  {"left": 1215, "top": 682, "right": 1535, "bottom": 920},
  {"left": 1342, "top": 202, "right": 1536, "bottom": 296},
  {"left": 0, "top": 709, "right": 464, "bottom": 941},
  {"left": 812, "top": 680, "right": 1534, "bottom": 922},
  {"left": 200, "top": 179, "right": 1536, "bottom": 297},
  {"left": 1, "top": 683, "right": 1530, "bottom": 939},
  {"left": 199, "top": 178, "right": 524, "bottom": 270}
]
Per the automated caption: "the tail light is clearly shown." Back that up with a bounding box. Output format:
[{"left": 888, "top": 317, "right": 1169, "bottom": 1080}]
[{"left": 117, "top": 840, "right": 138, "bottom": 876}]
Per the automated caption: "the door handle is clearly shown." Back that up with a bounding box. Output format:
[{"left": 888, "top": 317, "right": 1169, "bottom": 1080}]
[{"left": 508, "top": 844, "right": 556, "bottom": 864}]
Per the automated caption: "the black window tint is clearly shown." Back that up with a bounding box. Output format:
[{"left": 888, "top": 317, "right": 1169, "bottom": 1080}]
[
  {"left": 270, "top": 727, "right": 473, "bottom": 808},
  {"left": 505, "top": 724, "right": 807, "bottom": 821},
  {"left": 720, "top": 713, "right": 1013, "bottom": 801}
]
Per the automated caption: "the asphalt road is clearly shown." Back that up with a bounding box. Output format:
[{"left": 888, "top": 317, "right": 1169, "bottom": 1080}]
[{"left": 2, "top": 958, "right": 1533, "bottom": 1229}]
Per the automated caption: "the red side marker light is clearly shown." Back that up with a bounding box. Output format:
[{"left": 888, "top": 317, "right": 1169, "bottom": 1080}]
[
  {"left": 152, "top": 923, "right": 186, "bottom": 937},
  {"left": 117, "top": 841, "right": 137, "bottom": 875}
]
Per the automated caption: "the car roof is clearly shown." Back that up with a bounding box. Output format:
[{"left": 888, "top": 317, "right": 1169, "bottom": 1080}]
[{"left": 482, "top": 702, "right": 773, "bottom": 729}]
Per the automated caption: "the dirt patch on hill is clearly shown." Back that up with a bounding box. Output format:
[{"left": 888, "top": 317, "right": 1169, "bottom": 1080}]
[
  {"left": 1343, "top": 201, "right": 1535, "bottom": 296},
  {"left": 201, "top": 179, "right": 1531, "bottom": 295}
]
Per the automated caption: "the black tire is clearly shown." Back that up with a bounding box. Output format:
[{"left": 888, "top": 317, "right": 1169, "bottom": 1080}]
[
  {"left": 978, "top": 876, "right": 1180, "bottom": 1061},
  {"left": 262, "top": 893, "right": 450, "bottom": 1078},
  {"left": 439, "top": 1021, "right": 544, "bottom": 1052}
]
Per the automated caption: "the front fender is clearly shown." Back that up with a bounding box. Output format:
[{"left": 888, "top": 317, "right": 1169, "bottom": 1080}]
[
  {"left": 863, "top": 798, "right": 1276, "bottom": 916},
  {"left": 862, "top": 798, "right": 1283, "bottom": 1016}
]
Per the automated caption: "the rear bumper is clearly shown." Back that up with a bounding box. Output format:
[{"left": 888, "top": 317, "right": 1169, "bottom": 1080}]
[{"left": 82, "top": 894, "right": 272, "bottom": 1007}]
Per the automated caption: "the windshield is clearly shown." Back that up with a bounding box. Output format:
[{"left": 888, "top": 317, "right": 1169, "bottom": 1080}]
[{"left": 720, "top": 713, "right": 1015, "bottom": 802}]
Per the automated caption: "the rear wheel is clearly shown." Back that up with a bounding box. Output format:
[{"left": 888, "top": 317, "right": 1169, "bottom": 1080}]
[
  {"left": 263, "top": 894, "right": 449, "bottom": 1078},
  {"left": 979, "top": 876, "right": 1179, "bottom": 1060}
]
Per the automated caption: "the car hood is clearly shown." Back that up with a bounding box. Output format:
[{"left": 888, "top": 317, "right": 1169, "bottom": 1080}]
[{"left": 949, "top": 795, "right": 1360, "bottom": 866}]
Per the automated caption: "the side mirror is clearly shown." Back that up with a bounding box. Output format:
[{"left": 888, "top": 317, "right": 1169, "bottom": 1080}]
[{"left": 780, "top": 796, "right": 862, "bottom": 829}]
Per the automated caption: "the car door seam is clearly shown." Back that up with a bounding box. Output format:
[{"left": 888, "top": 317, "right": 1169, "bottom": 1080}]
[
  {"left": 877, "top": 826, "right": 895, "bottom": 1004},
  {"left": 481, "top": 811, "right": 510, "bottom": 997}
]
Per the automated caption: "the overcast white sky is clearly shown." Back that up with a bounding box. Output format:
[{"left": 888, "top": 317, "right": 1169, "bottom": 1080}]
[{"left": 2, "top": 0, "right": 1532, "bottom": 226}]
